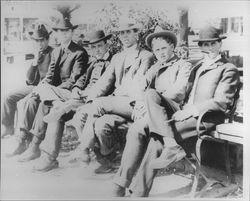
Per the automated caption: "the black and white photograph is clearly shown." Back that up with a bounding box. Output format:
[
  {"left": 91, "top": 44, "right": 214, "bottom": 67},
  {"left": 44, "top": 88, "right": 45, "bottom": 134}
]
[{"left": 1, "top": 0, "right": 249, "bottom": 200}]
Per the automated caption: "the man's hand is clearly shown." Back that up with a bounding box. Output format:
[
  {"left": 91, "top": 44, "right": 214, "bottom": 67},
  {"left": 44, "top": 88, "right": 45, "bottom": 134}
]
[
  {"left": 71, "top": 87, "right": 82, "bottom": 100},
  {"left": 172, "top": 106, "right": 199, "bottom": 122},
  {"left": 132, "top": 101, "right": 147, "bottom": 121},
  {"left": 32, "top": 49, "right": 40, "bottom": 66}
]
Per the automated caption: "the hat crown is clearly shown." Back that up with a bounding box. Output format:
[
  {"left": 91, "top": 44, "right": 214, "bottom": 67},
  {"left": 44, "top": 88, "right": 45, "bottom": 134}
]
[
  {"left": 30, "top": 23, "right": 50, "bottom": 39},
  {"left": 153, "top": 25, "right": 164, "bottom": 33},
  {"left": 89, "top": 30, "right": 105, "bottom": 41},
  {"left": 199, "top": 26, "right": 221, "bottom": 40}
]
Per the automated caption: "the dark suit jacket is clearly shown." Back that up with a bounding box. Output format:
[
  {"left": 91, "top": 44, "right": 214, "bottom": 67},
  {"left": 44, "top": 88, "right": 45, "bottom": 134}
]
[
  {"left": 73, "top": 52, "right": 113, "bottom": 90},
  {"left": 26, "top": 46, "right": 53, "bottom": 86},
  {"left": 43, "top": 41, "right": 89, "bottom": 90},
  {"left": 186, "top": 56, "right": 240, "bottom": 127}
]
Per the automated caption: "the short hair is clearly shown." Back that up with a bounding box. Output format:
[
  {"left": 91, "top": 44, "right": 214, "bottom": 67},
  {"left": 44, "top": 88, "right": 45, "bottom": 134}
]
[
  {"left": 198, "top": 39, "right": 222, "bottom": 47},
  {"left": 151, "top": 36, "right": 175, "bottom": 49}
]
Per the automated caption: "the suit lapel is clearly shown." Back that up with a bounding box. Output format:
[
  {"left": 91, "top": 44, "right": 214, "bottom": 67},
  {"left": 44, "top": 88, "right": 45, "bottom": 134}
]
[{"left": 59, "top": 41, "right": 73, "bottom": 66}]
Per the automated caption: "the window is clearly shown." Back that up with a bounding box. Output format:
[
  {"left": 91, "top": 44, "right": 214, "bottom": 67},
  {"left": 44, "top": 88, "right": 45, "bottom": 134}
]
[{"left": 4, "top": 18, "right": 21, "bottom": 41}]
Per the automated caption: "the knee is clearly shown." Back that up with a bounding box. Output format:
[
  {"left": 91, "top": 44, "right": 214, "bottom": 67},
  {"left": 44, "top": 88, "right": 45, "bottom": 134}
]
[
  {"left": 126, "top": 121, "right": 147, "bottom": 142},
  {"left": 94, "top": 115, "right": 113, "bottom": 138},
  {"left": 91, "top": 98, "right": 104, "bottom": 116},
  {"left": 3, "top": 94, "right": 15, "bottom": 104},
  {"left": 145, "top": 89, "right": 161, "bottom": 104}
]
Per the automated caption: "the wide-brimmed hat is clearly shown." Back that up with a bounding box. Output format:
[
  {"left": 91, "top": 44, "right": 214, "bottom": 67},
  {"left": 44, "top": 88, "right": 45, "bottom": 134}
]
[
  {"left": 146, "top": 26, "right": 177, "bottom": 49},
  {"left": 88, "top": 30, "right": 112, "bottom": 44},
  {"left": 193, "top": 26, "right": 227, "bottom": 42},
  {"left": 52, "top": 17, "right": 78, "bottom": 31},
  {"left": 29, "top": 23, "right": 52, "bottom": 40}
]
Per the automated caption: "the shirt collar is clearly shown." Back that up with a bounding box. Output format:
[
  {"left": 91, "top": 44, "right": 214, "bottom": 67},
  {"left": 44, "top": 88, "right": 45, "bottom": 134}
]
[
  {"left": 102, "top": 51, "right": 110, "bottom": 61},
  {"left": 203, "top": 54, "right": 221, "bottom": 67},
  {"left": 61, "top": 40, "right": 71, "bottom": 50}
]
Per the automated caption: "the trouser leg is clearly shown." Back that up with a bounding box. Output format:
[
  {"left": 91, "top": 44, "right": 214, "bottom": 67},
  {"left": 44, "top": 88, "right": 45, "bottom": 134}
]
[
  {"left": 40, "top": 120, "right": 65, "bottom": 159},
  {"left": 130, "top": 137, "right": 163, "bottom": 197},
  {"left": 113, "top": 118, "right": 149, "bottom": 188},
  {"left": 1, "top": 85, "right": 34, "bottom": 128},
  {"left": 145, "top": 89, "right": 179, "bottom": 138},
  {"left": 29, "top": 87, "right": 71, "bottom": 144},
  {"left": 94, "top": 114, "right": 129, "bottom": 156},
  {"left": 78, "top": 96, "right": 133, "bottom": 151},
  {"left": 17, "top": 94, "right": 41, "bottom": 135}
]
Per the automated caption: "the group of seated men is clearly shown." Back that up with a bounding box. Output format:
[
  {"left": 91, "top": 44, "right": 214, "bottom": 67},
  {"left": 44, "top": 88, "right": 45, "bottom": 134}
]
[{"left": 1, "top": 14, "right": 240, "bottom": 197}]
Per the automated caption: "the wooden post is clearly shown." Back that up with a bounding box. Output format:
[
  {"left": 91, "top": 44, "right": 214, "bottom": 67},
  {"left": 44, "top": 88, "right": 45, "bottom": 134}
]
[{"left": 178, "top": 6, "right": 189, "bottom": 57}]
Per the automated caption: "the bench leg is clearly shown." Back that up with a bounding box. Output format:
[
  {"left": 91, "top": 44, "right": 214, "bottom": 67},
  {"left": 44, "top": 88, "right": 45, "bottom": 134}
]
[{"left": 224, "top": 141, "right": 235, "bottom": 183}]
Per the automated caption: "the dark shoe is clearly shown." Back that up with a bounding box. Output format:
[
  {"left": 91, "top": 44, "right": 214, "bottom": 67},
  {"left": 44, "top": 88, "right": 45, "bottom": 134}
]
[
  {"left": 150, "top": 144, "right": 186, "bottom": 170},
  {"left": 18, "top": 143, "right": 41, "bottom": 162},
  {"left": 111, "top": 183, "right": 126, "bottom": 197},
  {"left": 5, "top": 139, "right": 28, "bottom": 157},
  {"left": 1, "top": 125, "right": 14, "bottom": 138},
  {"left": 33, "top": 154, "right": 59, "bottom": 172},
  {"left": 95, "top": 164, "right": 114, "bottom": 174}
]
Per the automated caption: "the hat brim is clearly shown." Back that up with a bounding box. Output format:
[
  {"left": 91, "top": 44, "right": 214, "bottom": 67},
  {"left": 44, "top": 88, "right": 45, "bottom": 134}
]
[
  {"left": 146, "top": 31, "right": 177, "bottom": 49},
  {"left": 193, "top": 36, "right": 227, "bottom": 42},
  {"left": 30, "top": 31, "right": 52, "bottom": 40},
  {"left": 88, "top": 34, "right": 112, "bottom": 44},
  {"left": 52, "top": 25, "right": 78, "bottom": 31},
  {"left": 115, "top": 25, "right": 140, "bottom": 32}
]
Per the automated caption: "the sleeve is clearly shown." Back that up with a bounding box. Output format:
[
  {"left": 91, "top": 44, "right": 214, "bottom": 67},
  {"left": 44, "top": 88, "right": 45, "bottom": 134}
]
[
  {"left": 162, "top": 60, "right": 193, "bottom": 103},
  {"left": 26, "top": 64, "right": 40, "bottom": 86},
  {"left": 58, "top": 50, "right": 89, "bottom": 90},
  {"left": 195, "top": 64, "right": 240, "bottom": 114},
  {"left": 42, "top": 50, "right": 56, "bottom": 85},
  {"left": 86, "top": 56, "right": 117, "bottom": 100},
  {"left": 73, "top": 62, "right": 94, "bottom": 90}
]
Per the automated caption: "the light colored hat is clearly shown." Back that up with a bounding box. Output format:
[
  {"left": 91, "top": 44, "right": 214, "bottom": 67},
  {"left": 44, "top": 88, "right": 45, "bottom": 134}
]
[{"left": 145, "top": 26, "right": 177, "bottom": 49}]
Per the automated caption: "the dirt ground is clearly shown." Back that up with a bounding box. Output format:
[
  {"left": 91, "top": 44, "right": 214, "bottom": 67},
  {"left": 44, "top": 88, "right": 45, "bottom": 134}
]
[
  {"left": 1, "top": 135, "right": 243, "bottom": 200},
  {"left": 1, "top": 136, "right": 195, "bottom": 200}
]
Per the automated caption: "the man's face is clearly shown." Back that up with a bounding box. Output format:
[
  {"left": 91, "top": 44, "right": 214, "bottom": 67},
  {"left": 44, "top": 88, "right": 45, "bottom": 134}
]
[
  {"left": 33, "top": 38, "right": 49, "bottom": 52},
  {"left": 200, "top": 40, "right": 222, "bottom": 59},
  {"left": 90, "top": 40, "right": 108, "bottom": 60},
  {"left": 119, "top": 29, "right": 138, "bottom": 48},
  {"left": 152, "top": 38, "right": 174, "bottom": 63},
  {"left": 56, "top": 29, "right": 73, "bottom": 45}
]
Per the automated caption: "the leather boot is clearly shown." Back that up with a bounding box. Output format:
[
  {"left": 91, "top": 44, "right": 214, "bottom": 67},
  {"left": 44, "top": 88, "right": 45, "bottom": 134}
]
[
  {"left": 33, "top": 152, "right": 59, "bottom": 172},
  {"left": 5, "top": 138, "right": 28, "bottom": 157},
  {"left": 18, "top": 143, "right": 41, "bottom": 162}
]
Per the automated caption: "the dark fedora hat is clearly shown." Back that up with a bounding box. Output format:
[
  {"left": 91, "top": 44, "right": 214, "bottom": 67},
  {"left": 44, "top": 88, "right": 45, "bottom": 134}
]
[
  {"left": 88, "top": 30, "right": 112, "bottom": 44},
  {"left": 146, "top": 26, "right": 177, "bottom": 49},
  {"left": 193, "top": 26, "right": 227, "bottom": 42},
  {"left": 29, "top": 23, "right": 52, "bottom": 40},
  {"left": 52, "top": 17, "right": 78, "bottom": 31}
]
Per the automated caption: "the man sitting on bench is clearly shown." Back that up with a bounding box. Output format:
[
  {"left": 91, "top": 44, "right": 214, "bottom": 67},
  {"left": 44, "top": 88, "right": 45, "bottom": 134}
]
[{"left": 111, "top": 25, "right": 240, "bottom": 197}]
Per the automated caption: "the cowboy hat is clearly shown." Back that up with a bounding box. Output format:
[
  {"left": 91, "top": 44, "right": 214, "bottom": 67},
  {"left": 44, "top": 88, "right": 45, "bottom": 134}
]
[
  {"left": 193, "top": 26, "right": 227, "bottom": 42},
  {"left": 146, "top": 26, "right": 177, "bottom": 49},
  {"left": 29, "top": 23, "right": 52, "bottom": 40},
  {"left": 88, "top": 30, "right": 112, "bottom": 44}
]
